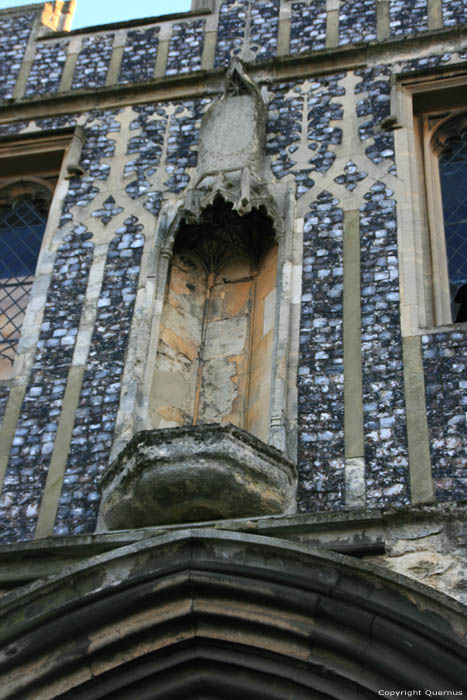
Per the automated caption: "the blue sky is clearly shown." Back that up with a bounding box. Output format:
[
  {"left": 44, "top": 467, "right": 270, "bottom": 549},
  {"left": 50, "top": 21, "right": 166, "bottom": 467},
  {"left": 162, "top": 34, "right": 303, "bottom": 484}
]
[{"left": 0, "top": 1, "right": 192, "bottom": 29}]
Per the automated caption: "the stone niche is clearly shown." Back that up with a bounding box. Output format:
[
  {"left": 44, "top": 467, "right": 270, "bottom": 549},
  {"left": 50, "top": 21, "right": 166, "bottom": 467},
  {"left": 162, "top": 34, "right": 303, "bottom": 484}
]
[
  {"left": 99, "top": 62, "right": 298, "bottom": 532},
  {"left": 150, "top": 198, "right": 278, "bottom": 442},
  {"left": 99, "top": 424, "right": 297, "bottom": 530}
]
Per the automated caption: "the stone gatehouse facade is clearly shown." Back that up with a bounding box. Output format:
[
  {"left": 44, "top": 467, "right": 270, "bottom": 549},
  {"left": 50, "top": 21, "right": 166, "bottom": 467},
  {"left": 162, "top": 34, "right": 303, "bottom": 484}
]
[{"left": 0, "top": 1, "right": 466, "bottom": 696}]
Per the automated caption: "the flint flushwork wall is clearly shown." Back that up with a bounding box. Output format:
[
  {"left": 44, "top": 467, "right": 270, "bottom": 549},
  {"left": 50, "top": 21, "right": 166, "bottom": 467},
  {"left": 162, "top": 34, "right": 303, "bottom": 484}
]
[{"left": 0, "top": 0, "right": 466, "bottom": 543}]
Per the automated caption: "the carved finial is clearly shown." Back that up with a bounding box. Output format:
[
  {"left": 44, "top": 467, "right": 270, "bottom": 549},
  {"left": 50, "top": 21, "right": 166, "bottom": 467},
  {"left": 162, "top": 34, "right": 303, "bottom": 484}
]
[{"left": 224, "top": 59, "right": 263, "bottom": 102}]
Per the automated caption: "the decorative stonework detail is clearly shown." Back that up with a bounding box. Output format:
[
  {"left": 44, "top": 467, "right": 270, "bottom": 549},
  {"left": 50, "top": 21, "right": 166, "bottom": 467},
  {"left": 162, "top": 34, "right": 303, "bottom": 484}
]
[
  {"left": 267, "top": 82, "right": 304, "bottom": 180},
  {"left": 214, "top": 0, "right": 248, "bottom": 68},
  {"left": 61, "top": 110, "right": 122, "bottom": 226},
  {"left": 360, "top": 183, "right": 409, "bottom": 507},
  {"left": 91, "top": 195, "right": 123, "bottom": 225},
  {"left": 339, "top": 0, "right": 377, "bottom": 46},
  {"left": 0, "top": 12, "right": 35, "bottom": 100},
  {"left": 298, "top": 191, "right": 345, "bottom": 513},
  {"left": 166, "top": 20, "right": 205, "bottom": 76},
  {"left": 267, "top": 76, "right": 345, "bottom": 193},
  {"left": 355, "top": 66, "right": 394, "bottom": 170},
  {"left": 389, "top": 0, "right": 428, "bottom": 35},
  {"left": 165, "top": 99, "right": 209, "bottom": 193},
  {"left": 0, "top": 228, "right": 94, "bottom": 543},
  {"left": 290, "top": 1, "right": 326, "bottom": 55},
  {"left": 119, "top": 27, "right": 160, "bottom": 84},
  {"left": 250, "top": 0, "right": 280, "bottom": 61},
  {"left": 125, "top": 103, "right": 168, "bottom": 215},
  {"left": 25, "top": 41, "right": 69, "bottom": 97},
  {"left": 54, "top": 218, "right": 144, "bottom": 536},
  {"left": 334, "top": 160, "right": 368, "bottom": 191},
  {"left": 306, "top": 74, "right": 345, "bottom": 174},
  {"left": 71, "top": 34, "right": 114, "bottom": 90},
  {"left": 422, "top": 331, "right": 467, "bottom": 502}
]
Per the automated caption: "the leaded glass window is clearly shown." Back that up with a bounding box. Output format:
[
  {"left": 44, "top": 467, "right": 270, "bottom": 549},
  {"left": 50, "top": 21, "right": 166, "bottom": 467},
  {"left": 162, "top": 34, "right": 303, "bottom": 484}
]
[
  {"left": 0, "top": 196, "right": 48, "bottom": 373},
  {"left": 439, "top": 129, "right": 467, "bottom": 322}
]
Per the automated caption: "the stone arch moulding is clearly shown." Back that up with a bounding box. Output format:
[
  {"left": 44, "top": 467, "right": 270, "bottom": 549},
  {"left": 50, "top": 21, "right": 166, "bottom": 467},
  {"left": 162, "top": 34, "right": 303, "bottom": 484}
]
[
  {"left": 100, "top": 62, "right": 299, "bottom": 531},
  {"left": 1, "top": 530, "right": 466, "bottom": 699}
]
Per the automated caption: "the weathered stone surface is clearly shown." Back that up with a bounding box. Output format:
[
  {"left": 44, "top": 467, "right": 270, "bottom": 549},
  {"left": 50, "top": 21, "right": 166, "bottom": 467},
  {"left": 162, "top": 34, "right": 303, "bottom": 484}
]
[
  {"left": 365, "top": 504, "right": 467, "bottom": 605},
  {"left": 99, "top": 424, "right": 298, "bottom": 529},
  {"left": 1, "top": 529, "right": 467, "bottom": 698},
  {"left": 199, "top": 92, "right": 265, "bottom": 177}
]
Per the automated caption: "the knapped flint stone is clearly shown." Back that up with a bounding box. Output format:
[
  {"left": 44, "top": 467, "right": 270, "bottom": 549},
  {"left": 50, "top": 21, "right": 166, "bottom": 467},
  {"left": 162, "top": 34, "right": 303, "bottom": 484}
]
[{"left": 99, "top": 423, "right": 298, "bottom": 530}]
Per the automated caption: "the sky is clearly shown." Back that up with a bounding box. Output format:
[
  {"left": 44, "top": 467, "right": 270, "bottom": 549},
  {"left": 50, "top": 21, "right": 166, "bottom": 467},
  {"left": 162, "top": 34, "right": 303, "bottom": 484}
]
[{"left": 0, "top": 0, "right": 192, "bottom": 29}]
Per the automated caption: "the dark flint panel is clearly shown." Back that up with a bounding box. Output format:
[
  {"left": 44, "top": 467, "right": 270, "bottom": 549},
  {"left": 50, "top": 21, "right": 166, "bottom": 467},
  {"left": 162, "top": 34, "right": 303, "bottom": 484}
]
[
  {"left": 61, "top": 110, "right": 122, "bottom": 227},
  {"left": 125, "top": 102, "right": 168, "bottom": 214},
  {"left": 164, "top": 98, "right": 210, "bottom": 193},
  {"left": 360, "top": 183, "right": 410, "bottom": 507},
  {"left": 166, "top": 20, "right": 205, "bottom": 76},
  {"left": 266, "top": 74, "right": 345, "bottom": 198},
  {"left": 290, "top": 2, "right": 326, "bottom": 55},
  {"left": 422, "top": 330, "right": 467, "bottom": 502},
  {"left": 24, "top": 41, "right": 69, "bottom": 97},
  {"left": 355, "top": 66, "right": 395, "bottom": 173},
  {"left": 0, "top": 12, "right": 35, "bottom": 101},
  {"left": 119, "top": 27, "right": 160, "bottom": 84},
  {"left": 0, "top": 385, "right": 10, "bottom": 427},
  {"left": 214, "top": 0, "right": 248, "bottom": 68},
  {"left": 389, "top": 0, "right": 428, "bottom": 36},
  {"left": 250, "top": 0, "right": 280, "bottom": 62},
  {"left": 0, "top": 229, "right": 94, "bottom": 544},
  {"left": 339, "top": 0, "right": 377, "bottom": 46},
  {"left": 53, "top": 219, "right": 145, "bottom": 536},
  {"left": 298, "top": 191, "right": 345, "bottom": 512},
  {"left": 442, "top": 0, "right": 467, "bottom": 26},
  {"left": 71, "top": 34, "right": 114, "bottom": 90}
]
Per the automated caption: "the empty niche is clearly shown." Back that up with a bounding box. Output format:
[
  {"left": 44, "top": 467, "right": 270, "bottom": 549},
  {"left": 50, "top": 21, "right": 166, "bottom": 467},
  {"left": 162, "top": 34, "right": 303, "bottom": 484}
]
[{"left": 150, "top": 196, "right": 278, "bottom": 443}]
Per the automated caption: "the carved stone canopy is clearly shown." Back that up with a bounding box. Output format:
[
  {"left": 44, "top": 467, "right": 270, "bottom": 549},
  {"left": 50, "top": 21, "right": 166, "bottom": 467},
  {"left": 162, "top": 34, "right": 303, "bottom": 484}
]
[
  {"left": 170, "top": 61, "right": 283, "bottom": 240},
  {"left": 174, "top": 196, "right": 276, "bottom": 273}
]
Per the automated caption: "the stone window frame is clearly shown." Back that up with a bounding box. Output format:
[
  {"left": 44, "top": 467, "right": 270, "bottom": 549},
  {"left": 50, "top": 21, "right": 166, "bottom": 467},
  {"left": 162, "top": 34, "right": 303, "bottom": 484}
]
[
  {"left": 0, "top": 126, "right": 84, "bottom": 382},
  {"left": 394, "top": 67, "right": 467, "bottom": 335}
]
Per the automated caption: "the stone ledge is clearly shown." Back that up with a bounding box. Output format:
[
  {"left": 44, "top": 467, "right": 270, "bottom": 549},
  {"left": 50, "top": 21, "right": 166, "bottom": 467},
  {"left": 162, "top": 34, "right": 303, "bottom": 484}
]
[{"left": 99, "top": 423, "right": 298, "bottom": 530}]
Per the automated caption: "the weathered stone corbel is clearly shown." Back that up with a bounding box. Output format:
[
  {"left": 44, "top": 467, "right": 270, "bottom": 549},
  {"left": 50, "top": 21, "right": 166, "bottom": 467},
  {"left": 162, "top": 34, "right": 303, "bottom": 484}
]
[{"left": 65, "top": 126, "right": 85, "bottom": 179}]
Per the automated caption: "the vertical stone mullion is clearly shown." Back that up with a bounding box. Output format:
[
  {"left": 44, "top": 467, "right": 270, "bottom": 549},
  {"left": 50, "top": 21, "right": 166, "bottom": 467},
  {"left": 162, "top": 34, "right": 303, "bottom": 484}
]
[{"left": 343, "top": 210, "right": 365, "bottom": 508}]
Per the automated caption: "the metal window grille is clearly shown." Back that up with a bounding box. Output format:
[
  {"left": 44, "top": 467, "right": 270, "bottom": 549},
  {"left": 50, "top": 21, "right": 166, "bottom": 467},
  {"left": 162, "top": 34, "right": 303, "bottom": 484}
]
[
  {"left": 0, "top": 197, "right": 47, "bottom": 367},
  {"left": 439, "top": 131, "right": 467, "bottom": 321}
]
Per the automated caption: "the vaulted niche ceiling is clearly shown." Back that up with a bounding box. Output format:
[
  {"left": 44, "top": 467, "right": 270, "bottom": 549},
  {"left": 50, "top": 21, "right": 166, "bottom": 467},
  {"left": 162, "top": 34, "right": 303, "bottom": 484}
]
[{"left": 150, "top": 197, "right": 277, "bottom": 443}]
